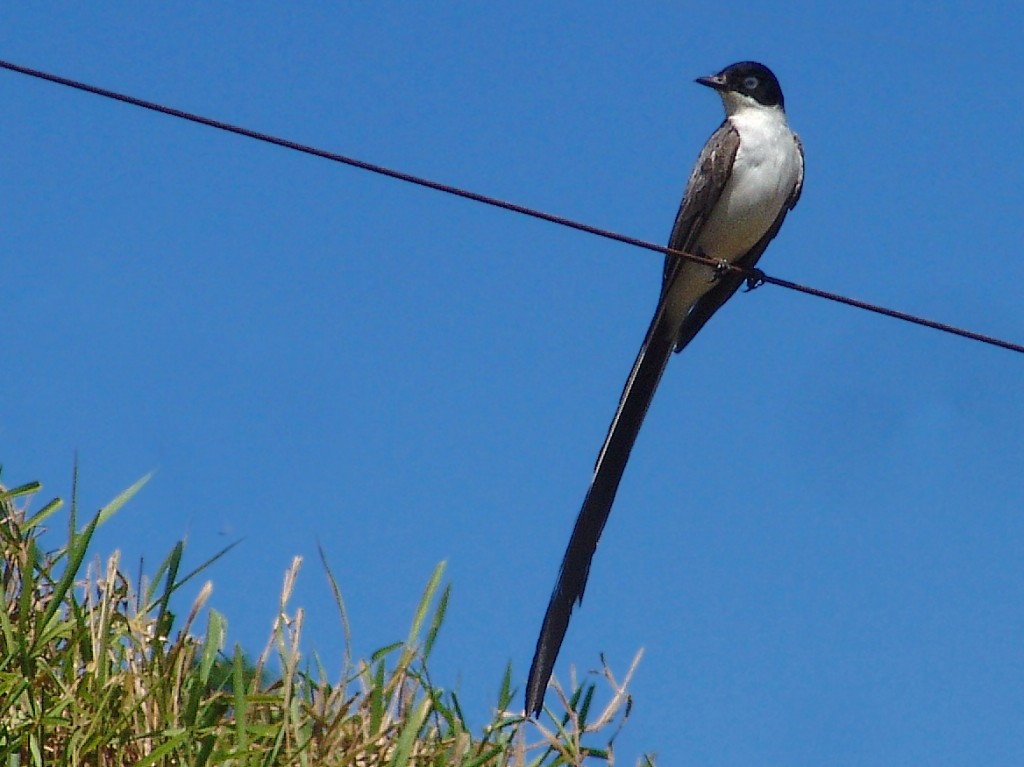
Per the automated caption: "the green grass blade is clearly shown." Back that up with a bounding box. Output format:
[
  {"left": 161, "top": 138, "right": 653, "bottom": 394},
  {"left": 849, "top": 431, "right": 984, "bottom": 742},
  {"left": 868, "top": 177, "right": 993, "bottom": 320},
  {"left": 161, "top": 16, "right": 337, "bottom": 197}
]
[
  {"left": 496, "top": 661, "right": 514, "bottom": 713},
  {"left": 199, "top": 610, "right": 227, "bottom": 685},
  {"left": 386, "top": 694, "right": 431, "bottom": 767},
  {"left": 95, "top": 472, "right": 152, "bottom": 527},
  {"left": 422, "top": 582, "right": 449, "bottom": 661},
  {"left": 36, "top": 511, "right": 99, "bottom": 643},
  {"left": 407, "top": 562, "right": 445, "bottom": 647},
  {"left": 232, "top": 644, "right": 249, "bottom": 752},
  {"left": 132, "top": 729, "right": 190, "bottom": 767},
  {"left": 20, "top": 496, "right": 63, "bottom": 532}
]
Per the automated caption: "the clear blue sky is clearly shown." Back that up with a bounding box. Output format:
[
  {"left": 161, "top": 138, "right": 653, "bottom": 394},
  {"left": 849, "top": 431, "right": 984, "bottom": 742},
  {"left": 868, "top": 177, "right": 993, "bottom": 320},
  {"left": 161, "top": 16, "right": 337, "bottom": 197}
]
[{"left": 4, "top": 4, "right": 1024, "bottom": 764}]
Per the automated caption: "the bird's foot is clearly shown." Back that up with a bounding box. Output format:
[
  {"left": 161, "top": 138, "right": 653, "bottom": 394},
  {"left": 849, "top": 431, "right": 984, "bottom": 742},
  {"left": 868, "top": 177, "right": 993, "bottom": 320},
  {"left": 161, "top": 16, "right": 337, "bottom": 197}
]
[
  {"left": 712, "top": 259, "right": 732, "bottom": 282},
  {"left": 743, "top": 268, "right": 766, "bottom": 292}
]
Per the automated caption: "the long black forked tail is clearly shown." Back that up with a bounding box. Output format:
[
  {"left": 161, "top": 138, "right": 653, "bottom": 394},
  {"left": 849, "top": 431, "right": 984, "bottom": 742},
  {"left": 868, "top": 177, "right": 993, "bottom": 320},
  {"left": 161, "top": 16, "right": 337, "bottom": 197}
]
[{"left": 524, "top": 296, "right": 678, "bottom": 716}]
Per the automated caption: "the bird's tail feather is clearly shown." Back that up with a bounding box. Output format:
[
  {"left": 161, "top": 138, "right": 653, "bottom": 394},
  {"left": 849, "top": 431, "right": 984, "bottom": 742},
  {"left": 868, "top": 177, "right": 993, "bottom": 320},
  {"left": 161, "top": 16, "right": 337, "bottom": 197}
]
[{"left": 525, "top": 291, "right": 679, "bottom": 716}]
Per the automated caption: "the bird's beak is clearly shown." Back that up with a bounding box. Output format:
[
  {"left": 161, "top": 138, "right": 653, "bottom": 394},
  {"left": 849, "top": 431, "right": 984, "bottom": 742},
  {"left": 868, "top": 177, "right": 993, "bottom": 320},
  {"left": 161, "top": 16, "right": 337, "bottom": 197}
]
[{"left": 695, "top": 73, "right": 727, "bottom": 91}]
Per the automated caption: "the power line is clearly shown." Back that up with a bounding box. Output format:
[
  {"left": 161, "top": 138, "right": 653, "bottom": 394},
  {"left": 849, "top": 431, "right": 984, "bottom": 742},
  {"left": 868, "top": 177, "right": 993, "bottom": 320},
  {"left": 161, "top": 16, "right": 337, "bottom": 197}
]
[{"left": 3, "top": 58, "right": 1022, "bottom": 356}]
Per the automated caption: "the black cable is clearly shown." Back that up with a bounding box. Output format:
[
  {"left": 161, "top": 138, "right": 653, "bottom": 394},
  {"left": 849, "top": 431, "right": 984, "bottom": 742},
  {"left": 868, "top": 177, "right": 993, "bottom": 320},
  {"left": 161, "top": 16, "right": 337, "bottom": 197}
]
[{"left": 3, "top": 58, "right": 1021, "bottom": 355}]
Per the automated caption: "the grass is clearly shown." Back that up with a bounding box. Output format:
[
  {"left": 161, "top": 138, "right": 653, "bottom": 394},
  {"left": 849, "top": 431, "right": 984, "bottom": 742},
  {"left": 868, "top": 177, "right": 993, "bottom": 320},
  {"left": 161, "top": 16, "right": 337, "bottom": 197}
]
[{"left": 0, "top": 467, "right": 651, "bottom": 766}]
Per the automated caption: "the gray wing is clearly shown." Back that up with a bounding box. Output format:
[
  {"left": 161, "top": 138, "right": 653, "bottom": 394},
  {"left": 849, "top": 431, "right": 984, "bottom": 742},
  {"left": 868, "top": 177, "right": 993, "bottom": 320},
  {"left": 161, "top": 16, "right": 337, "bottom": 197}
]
[
  {"left": 673, "top": 130, "right": 804, "bottom": 352},
  {"left": 661, "top": 121, "right": 741, "bottom": 293}
]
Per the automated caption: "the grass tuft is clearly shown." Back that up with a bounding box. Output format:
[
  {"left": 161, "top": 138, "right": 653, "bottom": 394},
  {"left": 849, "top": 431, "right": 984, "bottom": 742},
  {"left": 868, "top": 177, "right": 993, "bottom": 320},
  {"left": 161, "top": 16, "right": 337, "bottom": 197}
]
[{"left": 0, "top": 469, "right": 652, "bottom": 766}]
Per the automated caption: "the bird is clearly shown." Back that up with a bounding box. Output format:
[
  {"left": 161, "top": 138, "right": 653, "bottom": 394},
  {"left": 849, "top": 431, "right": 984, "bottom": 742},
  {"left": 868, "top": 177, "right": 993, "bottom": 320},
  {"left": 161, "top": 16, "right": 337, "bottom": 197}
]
[{"left": 525, "top": 61, "right": 804, "bottom": 717}]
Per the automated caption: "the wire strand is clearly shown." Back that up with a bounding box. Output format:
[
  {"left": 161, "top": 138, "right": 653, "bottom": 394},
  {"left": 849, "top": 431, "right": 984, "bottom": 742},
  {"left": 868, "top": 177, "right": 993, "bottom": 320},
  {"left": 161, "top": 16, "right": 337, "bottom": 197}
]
[{"left": 3, "top": 58, "right": 1022, "bottom": 355}]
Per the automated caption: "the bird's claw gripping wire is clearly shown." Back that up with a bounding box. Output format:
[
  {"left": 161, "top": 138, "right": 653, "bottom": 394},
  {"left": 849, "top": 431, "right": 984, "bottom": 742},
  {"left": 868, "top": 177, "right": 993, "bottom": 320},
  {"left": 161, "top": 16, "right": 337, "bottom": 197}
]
[
  {"left": 744, "top": 268, "right": 767, "bottom": 292},
  {"left": 712, "top": 259, "right": 732, "bottom": 282}
]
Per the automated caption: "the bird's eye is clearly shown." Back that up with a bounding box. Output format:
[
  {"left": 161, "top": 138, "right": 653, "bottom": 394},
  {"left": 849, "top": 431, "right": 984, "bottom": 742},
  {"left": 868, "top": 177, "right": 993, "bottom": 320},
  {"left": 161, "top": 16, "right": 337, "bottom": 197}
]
[{"left": 743, "top": 76, "right": 759, "bottom": 90}]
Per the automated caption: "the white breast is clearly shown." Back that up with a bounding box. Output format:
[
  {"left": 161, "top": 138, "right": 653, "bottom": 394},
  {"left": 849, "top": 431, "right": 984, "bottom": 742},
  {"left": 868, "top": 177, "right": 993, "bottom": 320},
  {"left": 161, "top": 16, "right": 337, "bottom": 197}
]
[{"left": 696, "top": 106, "right": 802, "bottom": 263}]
